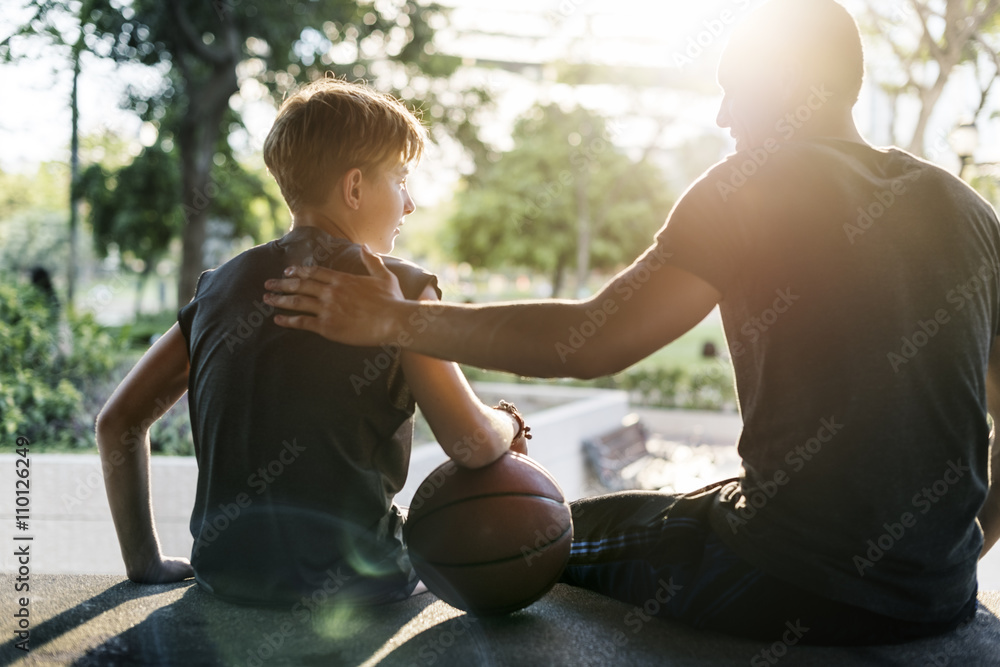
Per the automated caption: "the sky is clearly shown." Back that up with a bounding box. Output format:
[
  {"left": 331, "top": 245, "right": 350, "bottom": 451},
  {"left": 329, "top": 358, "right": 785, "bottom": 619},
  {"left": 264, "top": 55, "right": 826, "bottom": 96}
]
[{"left": 1, "top": 0, "right": 998, "bottom": 199}]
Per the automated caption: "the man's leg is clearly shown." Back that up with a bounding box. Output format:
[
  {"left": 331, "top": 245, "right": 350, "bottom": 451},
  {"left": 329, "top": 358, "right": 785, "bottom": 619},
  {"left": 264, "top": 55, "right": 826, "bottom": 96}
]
[
  {"left": 560, "top": 489, "right": 727, "bottom": 614},
  {"left": 560, "top": 488, "right": 979, "bottom": 644}
]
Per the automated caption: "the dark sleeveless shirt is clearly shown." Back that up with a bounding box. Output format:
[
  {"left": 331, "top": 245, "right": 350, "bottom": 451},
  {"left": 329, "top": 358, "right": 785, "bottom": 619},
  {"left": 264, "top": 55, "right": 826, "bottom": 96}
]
[{"left": 178, "top": 226, "right": 439, "bottom": 605}]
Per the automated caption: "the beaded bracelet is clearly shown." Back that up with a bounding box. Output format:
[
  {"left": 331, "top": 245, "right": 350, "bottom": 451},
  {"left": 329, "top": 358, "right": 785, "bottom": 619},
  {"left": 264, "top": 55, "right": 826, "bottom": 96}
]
[{"left": 494, "top": 400, "right": 532, "bottom": 443}]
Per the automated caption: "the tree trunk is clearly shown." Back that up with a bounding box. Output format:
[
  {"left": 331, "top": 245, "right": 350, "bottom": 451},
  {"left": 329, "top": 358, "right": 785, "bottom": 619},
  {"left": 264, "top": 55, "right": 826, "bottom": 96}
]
[
  {"left": 133, "top": 262, "right": 153, "bottom": 316},
  {"left": 175, "top": 62, "right": 238, "bottom": 305},
  {"left": 573, "top": 170, "right": 591, "bottom": 298},
  {"left": 906, "top": 74, "right": 950, "bottom": 157},
  {"left": 68, "top": 42, "right": 82, "bottom": 307},
  {"left": 551, "top": 254, "right": 567, "bottom": 298}
]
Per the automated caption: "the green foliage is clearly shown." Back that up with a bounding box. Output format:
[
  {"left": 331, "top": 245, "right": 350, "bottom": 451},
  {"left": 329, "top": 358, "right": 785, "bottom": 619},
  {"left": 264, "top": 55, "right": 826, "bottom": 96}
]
[
  {"left": 0, "top": 209, "right": 70, "bottom": 275},
  {"left": 448, "top": 105, "right": 674, "bottom": 294},
  {"left": 0, "top": 275, "right": 124, "bottom": 449},
  {"left": 78, "top": 146, "right": 182, "bottom": 266},
  {"left": 460, "top": 362, "right": 737, "bottom": 413},
  {"left": 113, "top": 310, "right": 182, "bottom": 350},
  {"left": 24, "top": 0, "right": 488, "bottom": 301},
  {"left": 149, "top": 393, "right": 194, "bottom": 456},
  {"left": 0, "top": 163, "right": 75, "bottom": 280}
]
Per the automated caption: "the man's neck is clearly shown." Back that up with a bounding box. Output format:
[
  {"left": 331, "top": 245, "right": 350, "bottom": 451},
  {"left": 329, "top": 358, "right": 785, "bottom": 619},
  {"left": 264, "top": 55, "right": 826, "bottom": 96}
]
[{"left": 795, "top": 111, "right": 867, "bottom": 146}]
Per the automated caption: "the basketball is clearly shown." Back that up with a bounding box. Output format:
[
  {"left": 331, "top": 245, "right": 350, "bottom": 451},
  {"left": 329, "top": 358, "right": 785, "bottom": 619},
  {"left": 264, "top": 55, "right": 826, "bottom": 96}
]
[{"left": 403, "top": 451, "right": 573, "bottom": 615}]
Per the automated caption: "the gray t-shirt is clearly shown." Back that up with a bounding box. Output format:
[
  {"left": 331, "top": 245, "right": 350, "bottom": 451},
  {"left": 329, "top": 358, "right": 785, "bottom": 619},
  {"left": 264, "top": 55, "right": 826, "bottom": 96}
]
[{"left": 656, "top": 138, "right": 1000, "bottom": 622}]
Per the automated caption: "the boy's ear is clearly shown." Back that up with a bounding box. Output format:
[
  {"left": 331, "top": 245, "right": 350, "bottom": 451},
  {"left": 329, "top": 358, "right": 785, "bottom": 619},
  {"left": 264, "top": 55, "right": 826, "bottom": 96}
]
[{"left": 341, "top": 168, "right": 363, "bottom": 210}]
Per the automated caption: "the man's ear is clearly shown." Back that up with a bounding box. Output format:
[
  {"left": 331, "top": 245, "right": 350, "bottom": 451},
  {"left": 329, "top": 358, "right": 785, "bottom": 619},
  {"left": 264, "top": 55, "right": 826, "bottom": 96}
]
[
  {"left": 776, "top": 61, "right": 805, "bottom": 108},
  {"left": 341, "top": 168, "right": 363, "bottom": 211}
]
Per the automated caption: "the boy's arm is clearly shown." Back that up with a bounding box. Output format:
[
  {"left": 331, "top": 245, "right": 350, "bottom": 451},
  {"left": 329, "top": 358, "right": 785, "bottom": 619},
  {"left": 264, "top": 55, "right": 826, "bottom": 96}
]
[
  {"left": 981, "top": 336, "right": 1000, "bottom": 559},
  {"left": 400, "top": 285, "right": 521, "bottom": 469},
  {"left": 95, "top": 323, "right": 194, "bottom": 582},
  {"left": 264, "top": 243, "right": 721, "bottom": 380}
]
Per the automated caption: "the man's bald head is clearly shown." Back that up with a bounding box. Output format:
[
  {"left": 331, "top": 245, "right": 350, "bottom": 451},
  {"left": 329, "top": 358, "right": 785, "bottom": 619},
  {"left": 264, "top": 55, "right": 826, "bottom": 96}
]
[{"left": 719, "top": 0, "right": 864, "bottom": 106}]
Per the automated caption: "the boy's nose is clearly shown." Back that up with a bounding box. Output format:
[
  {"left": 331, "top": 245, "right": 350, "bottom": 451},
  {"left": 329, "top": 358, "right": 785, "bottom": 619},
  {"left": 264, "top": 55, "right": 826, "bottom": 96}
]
[{"left": 403, "top": 191, "right": 416, "bottom": 215}]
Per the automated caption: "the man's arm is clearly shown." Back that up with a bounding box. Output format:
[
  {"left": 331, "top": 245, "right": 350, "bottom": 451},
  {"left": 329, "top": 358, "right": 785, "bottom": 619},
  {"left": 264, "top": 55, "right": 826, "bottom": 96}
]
[
  {"left": 263, "top": 243, "right": 722, "bottom": 380},
  {"left": 401, "top": 285, "right": 523, "bottom": 469},
  {"left": 981, "top": 335, "right": 1000, "bottom": 559},
  {"left": 94, "top": 323, "right": 194, "bottom": 583}
]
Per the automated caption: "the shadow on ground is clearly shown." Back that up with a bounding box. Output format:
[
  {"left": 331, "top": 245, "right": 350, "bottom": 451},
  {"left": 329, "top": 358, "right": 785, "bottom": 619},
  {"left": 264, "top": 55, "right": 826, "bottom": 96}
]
[{"left": 1, "top": 575, "right": 998, "bottom": 666}]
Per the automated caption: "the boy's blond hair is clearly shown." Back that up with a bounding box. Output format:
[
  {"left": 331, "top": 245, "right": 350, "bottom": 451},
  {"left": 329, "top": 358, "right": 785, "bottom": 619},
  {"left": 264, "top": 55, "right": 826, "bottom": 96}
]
[{"left": 263, "top": 77, "right": 426, "bottom": 213}]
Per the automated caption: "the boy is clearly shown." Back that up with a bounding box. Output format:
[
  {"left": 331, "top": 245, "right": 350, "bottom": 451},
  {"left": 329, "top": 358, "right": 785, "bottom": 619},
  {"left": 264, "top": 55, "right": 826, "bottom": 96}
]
[{"left": 96, "top": 78, "right": 527, "bottom": 606}]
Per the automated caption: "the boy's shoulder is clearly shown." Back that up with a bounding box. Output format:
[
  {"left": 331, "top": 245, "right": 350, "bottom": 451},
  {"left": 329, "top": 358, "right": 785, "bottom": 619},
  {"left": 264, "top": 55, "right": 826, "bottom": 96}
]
[
  {"left": 192, "top": 228, "right": 441, "bottom": 302},
  {"left": 380, "top": 255, "right": 441, "bottom": 301}
]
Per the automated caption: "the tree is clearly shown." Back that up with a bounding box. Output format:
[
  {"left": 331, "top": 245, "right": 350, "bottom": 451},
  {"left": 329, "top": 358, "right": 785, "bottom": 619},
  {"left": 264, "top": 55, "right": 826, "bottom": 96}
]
[
  {"left": 1, "top": 0, "right": 98, "bottom": 304},
  {"left": 448, "top": 105, "right": 674, "bottom": 298},
  {"left": 77, "top": 135, "right": 279, "bottom": 315},
  {"left": 858, "top": 0, "right": 1000, "bottom": 156},
  {"left": 21, "top": 0, "right": 482, "bottom": 304}
]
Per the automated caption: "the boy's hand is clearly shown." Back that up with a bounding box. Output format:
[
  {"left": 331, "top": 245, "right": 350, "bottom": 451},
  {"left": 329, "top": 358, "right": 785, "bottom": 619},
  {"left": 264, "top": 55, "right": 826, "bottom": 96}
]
[
  {"left": 264, "top": 245, "right": 406, "bottom": 347},
  {"left": 127, "top": 556, "right": 194, "bottom": 584}
]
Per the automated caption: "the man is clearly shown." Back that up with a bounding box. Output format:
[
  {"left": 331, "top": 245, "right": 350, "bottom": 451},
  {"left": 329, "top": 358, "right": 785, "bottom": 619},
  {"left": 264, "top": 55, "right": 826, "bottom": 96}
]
[{"left": 262, "top": 0, "right": 1000, "bottom": 644}]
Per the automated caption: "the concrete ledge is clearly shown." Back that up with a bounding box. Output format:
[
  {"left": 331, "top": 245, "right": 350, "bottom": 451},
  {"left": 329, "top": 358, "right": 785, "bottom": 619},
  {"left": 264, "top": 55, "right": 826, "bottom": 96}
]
[{"left": 2, "top": 575, "right": 997, "bottom": 666}]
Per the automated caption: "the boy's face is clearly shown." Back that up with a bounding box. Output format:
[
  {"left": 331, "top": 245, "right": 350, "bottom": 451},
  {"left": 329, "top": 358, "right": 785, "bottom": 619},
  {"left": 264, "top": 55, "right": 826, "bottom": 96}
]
[{"left": 356, "top": 161, "right": 415, "bottom": 254}]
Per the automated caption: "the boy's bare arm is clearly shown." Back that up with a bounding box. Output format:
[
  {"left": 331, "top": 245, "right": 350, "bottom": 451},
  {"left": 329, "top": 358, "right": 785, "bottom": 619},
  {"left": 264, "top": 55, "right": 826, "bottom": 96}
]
[
  {"left": 981, "top": 337, "right": 1000, "bottom": 559},
  {"left": 400, "top": 285, "right": 521, "bottom": 469},
  {"left": 264, "top": 243, "right": 721, "bottom": 380},
  {"left": 95, "top": 324, "right": 193, "bottom": 583}
]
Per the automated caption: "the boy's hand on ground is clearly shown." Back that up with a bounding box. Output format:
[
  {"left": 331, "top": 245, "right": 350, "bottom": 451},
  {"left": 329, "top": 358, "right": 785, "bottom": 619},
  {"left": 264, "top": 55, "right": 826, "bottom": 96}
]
[
  {"left": 263, "top": 245, "right": 406, "bottom": 347},
  {"left": 127, "top": 556, "right": 194, "bottom": 584}
]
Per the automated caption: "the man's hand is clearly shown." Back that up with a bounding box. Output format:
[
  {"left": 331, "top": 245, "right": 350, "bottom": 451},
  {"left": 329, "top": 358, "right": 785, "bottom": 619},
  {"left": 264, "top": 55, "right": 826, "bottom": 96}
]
[
  {"left": 127, "top": 555, "right": 194, "bottom": 584},
  {"left": 264, "top": 245, "right": 406, "bottom": 347}
]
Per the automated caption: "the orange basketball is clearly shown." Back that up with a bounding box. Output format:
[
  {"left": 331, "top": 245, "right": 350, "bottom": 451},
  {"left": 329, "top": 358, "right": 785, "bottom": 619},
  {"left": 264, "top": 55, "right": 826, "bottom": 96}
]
[{"left": 403, "top": 451, "right": 573, "bottom": 615}]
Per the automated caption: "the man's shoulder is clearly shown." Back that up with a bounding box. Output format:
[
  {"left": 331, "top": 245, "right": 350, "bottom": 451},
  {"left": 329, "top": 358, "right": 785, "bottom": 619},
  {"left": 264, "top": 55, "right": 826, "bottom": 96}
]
[{"left": 683, "top": 139, "right": 953, "bottom": 208}]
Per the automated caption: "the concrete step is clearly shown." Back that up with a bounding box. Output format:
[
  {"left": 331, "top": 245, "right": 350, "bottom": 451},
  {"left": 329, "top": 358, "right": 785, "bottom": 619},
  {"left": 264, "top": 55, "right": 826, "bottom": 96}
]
[{"left": 2, "top": 575, "right": 998, "bottom": 666}]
